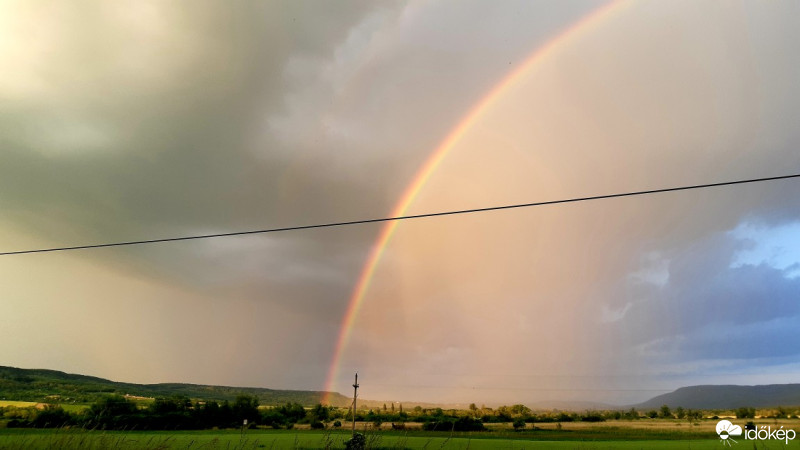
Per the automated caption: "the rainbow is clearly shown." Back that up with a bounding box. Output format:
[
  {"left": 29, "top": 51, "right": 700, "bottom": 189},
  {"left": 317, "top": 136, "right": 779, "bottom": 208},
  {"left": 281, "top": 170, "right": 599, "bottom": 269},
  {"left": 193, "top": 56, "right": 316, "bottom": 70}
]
[{"left": 323, "top": 0, "right": 628, "bottom": 403}]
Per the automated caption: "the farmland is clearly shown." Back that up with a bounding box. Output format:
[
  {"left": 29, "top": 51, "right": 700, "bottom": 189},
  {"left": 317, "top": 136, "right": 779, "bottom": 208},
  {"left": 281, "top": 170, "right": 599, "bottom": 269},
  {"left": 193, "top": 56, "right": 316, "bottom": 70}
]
[
  {"left": 0, "top": 425, "right": 797, "bottom": 449},
  {"left": 1, "top": 418, "right": 799, "bottom": 449},
  {"left": 2, "top": 366, "right": 799, "bottom": 448}
]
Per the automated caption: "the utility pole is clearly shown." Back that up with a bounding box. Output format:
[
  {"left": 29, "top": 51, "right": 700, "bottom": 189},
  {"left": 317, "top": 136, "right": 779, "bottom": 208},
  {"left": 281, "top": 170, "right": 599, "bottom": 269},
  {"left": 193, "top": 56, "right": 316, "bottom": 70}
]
[{"left": 351, "top": 372, "right": 359, "bottom": 436}]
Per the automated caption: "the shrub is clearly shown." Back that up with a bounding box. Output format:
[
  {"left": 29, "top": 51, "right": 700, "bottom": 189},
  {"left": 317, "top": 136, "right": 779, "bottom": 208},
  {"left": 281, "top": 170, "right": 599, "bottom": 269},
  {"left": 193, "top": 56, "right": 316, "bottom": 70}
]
[
  {"left": 423, "top": 417, "right": 485, "bottom": 432},
  {"left": 6, "top": 419, "right": 25, "bottom": 428},
  {"left": 344, "top": 432, "right": 366, "bottom": 450},
  {"left": 31, "top": 405, "right": 73, "bottom": 428},
  {"left": 581, "top": 413, "right": 605, "bottom": 422}
]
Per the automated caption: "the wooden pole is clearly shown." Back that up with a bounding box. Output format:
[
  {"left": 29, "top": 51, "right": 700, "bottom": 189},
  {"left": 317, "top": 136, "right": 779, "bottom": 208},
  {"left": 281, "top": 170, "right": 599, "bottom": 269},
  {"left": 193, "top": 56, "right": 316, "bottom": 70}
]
[{"left": 351, "top": 373, "right": 359, "bottom": 436}]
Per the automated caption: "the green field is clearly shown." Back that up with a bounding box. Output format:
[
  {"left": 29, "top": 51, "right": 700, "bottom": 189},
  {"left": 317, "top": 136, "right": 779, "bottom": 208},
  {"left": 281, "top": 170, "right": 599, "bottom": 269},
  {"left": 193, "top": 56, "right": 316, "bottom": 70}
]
[
  {"left": 0, "top": 400, "right": 89, "bottom": 414},
  {"left": 0, "top": 428, "right": 796, "bottom": 449}
]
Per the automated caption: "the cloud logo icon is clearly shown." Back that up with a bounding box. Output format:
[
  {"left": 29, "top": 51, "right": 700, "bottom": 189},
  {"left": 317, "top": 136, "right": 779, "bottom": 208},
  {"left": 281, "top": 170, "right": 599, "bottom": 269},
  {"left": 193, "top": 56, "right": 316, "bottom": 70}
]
[{"left": 716, "top": 420, "right": 742, "bottom": 446}]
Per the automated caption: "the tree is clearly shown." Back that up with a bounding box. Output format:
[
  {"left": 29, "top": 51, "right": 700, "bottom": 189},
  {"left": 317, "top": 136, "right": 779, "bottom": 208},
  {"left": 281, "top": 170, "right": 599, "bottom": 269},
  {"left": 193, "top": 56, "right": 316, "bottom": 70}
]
[
  {"left": 659, "top": 405, "right": 672, "bottom": 419},
  {"left": 88, "top": 395, "right": 137, "bottom": 418},
  {"left": 84, "top": 395, "right": 139, "bottom": 429},
  {"left": 581, "top": 412, "right": 605, "bottom": 422},
  {"left": 219, "top": 401, "right": 234, "bottom": 427},
  {"left": 556, "top": 412, "right": 574, "bottom": 422},
  {"left": 277, "top": 402, "right": 306, "bottom": 424},
  {"left": 512, "top": 418, "right": 526, "bottom": 431},
  {"left": 675, "top": 406, "right": 685, "bottom": 419},
  {"left": 686, "top": 409, "right": 703, "bottom": 423},
  {"left": 31, "top": 405, "right": 73, "bottom": 428},
  {"left": 497, "top": 406, "right": 512, "bottom": 423},
  {"left": 510, "top": 404, "right": 532, "bottom": 417},
  {"left": 310, "top": 403, "right": 330, "bottom": 422},
  {"left": 150, "top": 396, "right": 191, "bottom": 414},
  {"left": 196, "top": 401, "right": 223, "bottom": 428},
  {"left": 232, "top": 395, "right": 259, "bottom": 425},
  {"left": 87, "top": 395, "right": 137, "bottom": 423}
]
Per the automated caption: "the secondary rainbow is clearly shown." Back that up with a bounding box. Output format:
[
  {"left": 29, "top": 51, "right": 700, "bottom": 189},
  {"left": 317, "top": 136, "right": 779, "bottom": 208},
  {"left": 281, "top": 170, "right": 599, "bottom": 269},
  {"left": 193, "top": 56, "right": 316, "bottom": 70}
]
[{"left": 323, "top": 0, "right": 629, "bottom": 404}]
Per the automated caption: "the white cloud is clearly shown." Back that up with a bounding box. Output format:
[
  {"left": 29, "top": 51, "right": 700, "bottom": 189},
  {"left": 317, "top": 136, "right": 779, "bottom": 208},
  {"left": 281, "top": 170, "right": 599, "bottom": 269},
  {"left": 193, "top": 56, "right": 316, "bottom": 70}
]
[{"left": 730, "top": 221, "right": 800, "bottom": 277}]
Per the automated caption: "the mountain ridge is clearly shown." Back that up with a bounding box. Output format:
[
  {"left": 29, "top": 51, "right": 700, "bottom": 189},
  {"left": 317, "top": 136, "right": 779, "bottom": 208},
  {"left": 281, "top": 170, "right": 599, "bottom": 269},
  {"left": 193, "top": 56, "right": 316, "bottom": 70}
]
[
  {"left": 0, "top": 365, "right": 352, "bottom": 407},
  {"left": 635, "top": 384, "right": 800, "bottom": 410},
  {"left": 3, "top": 365, "right": 799, "bottom": 410}
]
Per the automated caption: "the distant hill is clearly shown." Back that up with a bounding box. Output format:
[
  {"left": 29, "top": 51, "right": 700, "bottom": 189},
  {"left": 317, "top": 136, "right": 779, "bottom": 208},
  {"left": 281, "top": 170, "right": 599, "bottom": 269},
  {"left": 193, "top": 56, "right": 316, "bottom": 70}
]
[
  {"left": 0, "top": 365, "right": 351, "bottom": 407},
  {"left": 636, "top": 384, "right": 800, "bottom": 410}
]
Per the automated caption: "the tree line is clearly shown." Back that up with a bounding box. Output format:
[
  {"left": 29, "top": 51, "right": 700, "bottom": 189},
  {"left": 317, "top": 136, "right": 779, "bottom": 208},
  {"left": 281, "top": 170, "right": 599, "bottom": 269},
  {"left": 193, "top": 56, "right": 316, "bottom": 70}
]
[
  {"left": 3, "top": 395, "right": 793, "bottom": 431},
  {"left": 4, "top": 395, "right": 288, "bottom": 430}
]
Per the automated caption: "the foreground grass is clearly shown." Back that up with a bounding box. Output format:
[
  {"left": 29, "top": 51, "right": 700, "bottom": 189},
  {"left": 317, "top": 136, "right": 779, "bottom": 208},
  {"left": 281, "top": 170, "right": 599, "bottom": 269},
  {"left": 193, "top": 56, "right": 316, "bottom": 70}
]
[{"left": 0, "top": 428, "right": 796, "bottom": 449}]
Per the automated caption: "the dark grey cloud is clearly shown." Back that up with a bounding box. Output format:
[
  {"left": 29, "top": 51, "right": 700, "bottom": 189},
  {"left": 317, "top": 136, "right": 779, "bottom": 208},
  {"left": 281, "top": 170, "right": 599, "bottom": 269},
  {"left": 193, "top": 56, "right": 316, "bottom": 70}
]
[
  {"left": 0, "top": 3, "right": 389, "bottom": 227},
  {"left": 0, "top": 0, "right": 607, "bottom": 304},
  {"left": 0, "top": 0, "right": 406, "bottom": 389},
  {"left": 0, "top": 2, "right": 407, "bottom": 321}
]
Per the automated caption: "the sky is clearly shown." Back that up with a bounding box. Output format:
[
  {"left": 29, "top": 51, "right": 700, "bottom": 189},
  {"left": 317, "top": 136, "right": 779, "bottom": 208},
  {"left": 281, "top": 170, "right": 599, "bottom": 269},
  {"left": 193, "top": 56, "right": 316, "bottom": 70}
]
[{"left": 1, "top": 0, "right": 799, "bottom": 407}]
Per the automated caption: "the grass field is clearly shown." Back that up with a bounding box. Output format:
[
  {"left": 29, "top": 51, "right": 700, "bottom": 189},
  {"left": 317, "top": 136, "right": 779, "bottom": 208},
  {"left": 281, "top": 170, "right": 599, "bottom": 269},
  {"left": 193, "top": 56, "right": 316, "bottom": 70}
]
[
  {"left": 0, "top": 400, "right": 89, "bottom": 414},
  {"left": 0, "top": 426, "right": 797, "bottom": 449}
]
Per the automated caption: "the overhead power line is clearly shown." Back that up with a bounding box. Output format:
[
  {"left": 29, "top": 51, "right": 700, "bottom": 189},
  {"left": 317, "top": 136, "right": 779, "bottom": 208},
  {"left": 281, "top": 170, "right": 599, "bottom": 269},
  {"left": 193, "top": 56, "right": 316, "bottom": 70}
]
[{"left": 1, "top": 172, "right": 798, "bottom": 256}]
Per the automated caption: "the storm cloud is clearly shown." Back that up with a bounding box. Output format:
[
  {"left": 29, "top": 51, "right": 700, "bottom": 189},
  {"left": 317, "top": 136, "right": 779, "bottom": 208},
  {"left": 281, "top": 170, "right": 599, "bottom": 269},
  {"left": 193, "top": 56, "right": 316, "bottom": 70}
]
[{"left": 1, "top": 0, "right": 799, "bottom": 405}]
